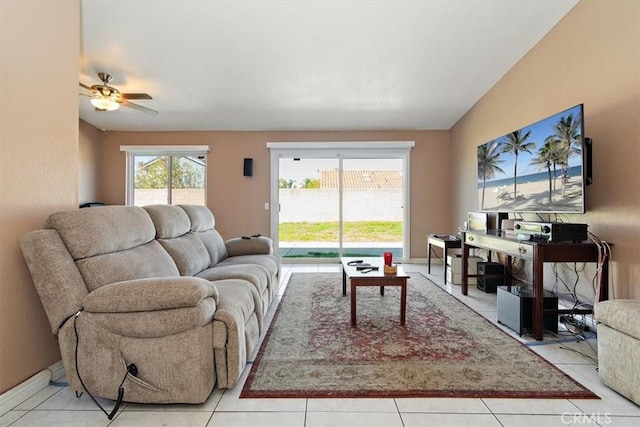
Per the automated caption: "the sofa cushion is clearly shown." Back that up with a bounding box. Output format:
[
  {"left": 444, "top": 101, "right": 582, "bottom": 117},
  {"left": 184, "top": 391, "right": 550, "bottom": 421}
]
[
  {"left": 45, "top": 206, "right": 155, "bottom": 259},
  {"left": 195, "top": 229, "right": 228, "bottom": 266},
  {"left": 158, "top": 234, "right": 211, "bottom": 276},
  {"left": 143, "top": 205, "right": 191, "bottom": 239},
  {"left": 213, "top": 280, "right": 258, "bottom": 337},
  {"left": 179, "top": 204, "right": 216, "bottom": 231},
  {"left": 196, "top": 265, "right": 269, "bottom": 297},
  {"left": 77, "top": 240, "right": 179, "bottom": 292},
  {"left": 217, "top": 254, "right": 280, "bottom": 280},
  {"left": 143, "top": 205, "right": 212, "bottom": 275},
  {"left": 197, "top": 264, "right": 268, "bottom": 332},
  {"left": 178, "top": 205, "right": 229, "bottom": 265},
  {"left": 595, "top": 299, "right": 640, "bottom": 340}
]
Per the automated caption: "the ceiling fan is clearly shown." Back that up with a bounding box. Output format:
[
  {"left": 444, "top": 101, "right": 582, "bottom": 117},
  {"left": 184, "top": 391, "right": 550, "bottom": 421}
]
[{"left": 79, "top": 72, "right": 158, "bottom": 115}]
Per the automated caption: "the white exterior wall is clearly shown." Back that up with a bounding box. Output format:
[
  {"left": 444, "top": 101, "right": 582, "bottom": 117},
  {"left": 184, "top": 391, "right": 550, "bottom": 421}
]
[
  {"left": 279, "top": 189, "right": 402, "bottom": 222},
  {"left": 134, "top": 189, "right": 205, "bottom": 206}
]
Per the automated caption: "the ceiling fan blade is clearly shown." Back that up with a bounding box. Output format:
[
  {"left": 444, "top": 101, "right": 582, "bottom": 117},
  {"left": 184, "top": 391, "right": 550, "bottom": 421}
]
[
  {"left": 120, "top": 100, "right": 158, "bottom": 116},
  {"left": 79, "top": 82, "right": 94, "bottom": 92},
  {"left": 120, "top": 93, "right": 152, "bottom": 100}
]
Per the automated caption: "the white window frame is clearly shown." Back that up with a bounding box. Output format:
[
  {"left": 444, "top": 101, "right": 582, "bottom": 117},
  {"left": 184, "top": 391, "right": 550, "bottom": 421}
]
[
  {"left": 120, "top": 145, "right": 210, "bottom": 206},
  {"left": 267, "top": 141, "right": 414, "bottom": 260}
]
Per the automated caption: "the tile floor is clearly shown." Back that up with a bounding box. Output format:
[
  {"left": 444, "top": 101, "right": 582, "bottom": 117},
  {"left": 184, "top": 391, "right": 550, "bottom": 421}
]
[{"left": 1, "top": 263, "right": 639, "bottom": 427}]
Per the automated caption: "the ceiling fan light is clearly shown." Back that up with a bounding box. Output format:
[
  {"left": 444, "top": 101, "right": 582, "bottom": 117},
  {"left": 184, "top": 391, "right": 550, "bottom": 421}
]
[{"left": 90, "top": 96, "right": 120, "bottom": 111}]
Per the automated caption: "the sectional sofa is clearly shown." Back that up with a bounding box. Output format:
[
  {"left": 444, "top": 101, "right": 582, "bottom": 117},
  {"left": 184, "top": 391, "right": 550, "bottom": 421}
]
[{"left": 20, "top": 204, "right": 280, "bottom": 404}]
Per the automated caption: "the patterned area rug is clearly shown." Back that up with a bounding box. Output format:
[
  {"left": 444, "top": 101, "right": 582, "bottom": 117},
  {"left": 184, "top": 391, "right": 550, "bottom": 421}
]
[{"left": 241, "top": 273, "right": 597, "bottom": 399}]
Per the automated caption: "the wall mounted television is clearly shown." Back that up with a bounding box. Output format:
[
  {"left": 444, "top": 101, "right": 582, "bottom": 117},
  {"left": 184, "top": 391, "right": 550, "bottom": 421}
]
[{"left": 477, "top": 104, "right": 590, "bottom": 214}]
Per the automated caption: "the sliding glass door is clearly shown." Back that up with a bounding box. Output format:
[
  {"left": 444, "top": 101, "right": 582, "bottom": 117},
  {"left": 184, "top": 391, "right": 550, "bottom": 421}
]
[
  {"left": 269, "top": 143, "right": 412, "bottom": 261},
  {"left": 278, "top": 157, "right": 340, "bottom": 258},
  {"left": 342, "top": 158, "right": 404, "bottom": 260}
]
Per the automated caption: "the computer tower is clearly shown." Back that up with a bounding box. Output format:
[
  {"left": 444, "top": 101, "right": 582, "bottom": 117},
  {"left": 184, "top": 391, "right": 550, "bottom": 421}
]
[{"left": 476, "top": 262, "right": 504, "bottom": 293}]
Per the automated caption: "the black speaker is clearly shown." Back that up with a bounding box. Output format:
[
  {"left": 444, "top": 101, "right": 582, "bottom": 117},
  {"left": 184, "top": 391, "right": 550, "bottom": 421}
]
[
  {"left": 584, "top": 137, "right": 593, "bottom": 185},
  {"left": 477, "top": 262, "right": 505, "bottom": 293},
  {"left": 477, "top": 261, "right": 505, "bottom": 275},
  {"left": 243, "top": 158, "right": 253, "bottom": 177}
]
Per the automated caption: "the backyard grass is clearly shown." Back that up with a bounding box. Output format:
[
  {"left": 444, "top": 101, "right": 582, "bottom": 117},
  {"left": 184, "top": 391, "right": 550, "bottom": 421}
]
[{"left": 279, "top": 221, "right": 402, "bottom": 242}]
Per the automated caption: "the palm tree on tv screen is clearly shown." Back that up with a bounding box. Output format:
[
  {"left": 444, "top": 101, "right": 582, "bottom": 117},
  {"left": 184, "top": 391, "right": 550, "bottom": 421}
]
[
  {"left": 477, "top": 141, "right": 505, "bottom": 209},
  {"left": 552, "top": 114, "right": 582, "bottom": 196},
  {"left": 540, "top": 135, "right": 565, "bottom": 191},
  {"left": 500, "top": 130, "right": 535, "bottom": 200},
  {"left": 531, "top": 139, "right": 559, "bottom": 205}
]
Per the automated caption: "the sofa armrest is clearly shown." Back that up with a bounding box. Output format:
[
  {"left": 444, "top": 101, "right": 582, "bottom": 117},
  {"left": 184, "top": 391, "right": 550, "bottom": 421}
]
[
  {"left": 83, "top": 277, "right": 218, "bottom": 313},
  {"left": 595, "top": 299, "right": 640, "bottom": 340},
  {"left": 80, "top": 277, "right": 218, "bottom": 338},
  {"left": 225, "top": 236, "right": 273, "bottom": 257}
]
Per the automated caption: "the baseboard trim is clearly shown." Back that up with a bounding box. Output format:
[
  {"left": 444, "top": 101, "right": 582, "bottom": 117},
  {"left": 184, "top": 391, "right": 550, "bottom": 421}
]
[
  {"left": 48, "top": 360, "right": 65, "bottom": 383},
  {"left": 0, "top": 360, "right": 64, "bottom": 416}
]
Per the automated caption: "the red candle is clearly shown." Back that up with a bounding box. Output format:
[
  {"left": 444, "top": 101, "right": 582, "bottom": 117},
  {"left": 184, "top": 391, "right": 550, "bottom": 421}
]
[{"left": 383, "top": 252, "right": 392, "bottom": 266}]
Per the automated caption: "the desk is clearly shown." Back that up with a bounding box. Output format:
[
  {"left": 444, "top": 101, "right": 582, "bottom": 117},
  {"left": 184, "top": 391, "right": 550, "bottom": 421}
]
[
  {"left": 461, "top": 230, "right": 609, "bottom": 340},
  {"left": 427, "top": 235, "right": 462, "bottom": 283}
]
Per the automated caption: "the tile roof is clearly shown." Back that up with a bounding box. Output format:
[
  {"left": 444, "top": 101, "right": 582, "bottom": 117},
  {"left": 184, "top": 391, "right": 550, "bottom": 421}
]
[{"left": 320, "top": 170, "right": 402, "bottom": 189}]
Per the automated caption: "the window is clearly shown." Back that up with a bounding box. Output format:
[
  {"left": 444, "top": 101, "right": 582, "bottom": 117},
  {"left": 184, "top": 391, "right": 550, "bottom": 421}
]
[{"left": 121, "top": 146, "right": 209, "bottom": 206}]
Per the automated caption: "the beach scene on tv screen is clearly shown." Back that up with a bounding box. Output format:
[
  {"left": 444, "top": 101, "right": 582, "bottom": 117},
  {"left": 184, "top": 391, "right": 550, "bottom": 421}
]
[{"left": 477, "top": 105, "right": 584, "bottom": 212}]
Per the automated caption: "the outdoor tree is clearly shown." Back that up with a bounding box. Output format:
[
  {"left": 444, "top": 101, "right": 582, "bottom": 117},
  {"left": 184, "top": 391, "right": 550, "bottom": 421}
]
[
  {"left": 135, "top": 157, "right": 204, "bottom": 189},
  {"left": 279, "top": 178, "right": 296, "bottom": 189},
  {"left": 302, "top": 178, "right": 320, "bottom": 189}
]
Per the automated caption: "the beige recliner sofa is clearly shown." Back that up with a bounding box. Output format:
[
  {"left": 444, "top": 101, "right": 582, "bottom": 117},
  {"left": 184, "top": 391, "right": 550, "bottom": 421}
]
[
  {"left": 20, "top": 204, "right": 280, "bottom": 404},
  {"left": 594, "top": 299, "right": 640, "bottom": 405}
]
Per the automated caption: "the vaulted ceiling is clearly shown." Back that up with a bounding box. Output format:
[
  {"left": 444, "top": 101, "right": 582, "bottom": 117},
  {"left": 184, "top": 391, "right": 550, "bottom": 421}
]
[{"left": 79, "top": 0, "right": 577, "bottom": 132}]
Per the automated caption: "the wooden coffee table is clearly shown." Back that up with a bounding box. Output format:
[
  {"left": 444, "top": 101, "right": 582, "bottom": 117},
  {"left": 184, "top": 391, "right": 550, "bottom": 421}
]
[{"left": 340, "top": 257, "right": 410, "bottom": 327}]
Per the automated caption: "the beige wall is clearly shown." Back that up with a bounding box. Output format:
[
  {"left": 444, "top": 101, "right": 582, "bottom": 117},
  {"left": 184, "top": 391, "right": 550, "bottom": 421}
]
[
  {"left": 450, "top": 0, "right": 640, "bottom": 299},
  {"left": 79, "top": 119, "right": 104, "bottom": 205},
  {"left": 100, "top": 130, "right": 452, "bottom": 258},
  {"left": 0, "top": 1, "right": 80, "bottom": 393}
]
